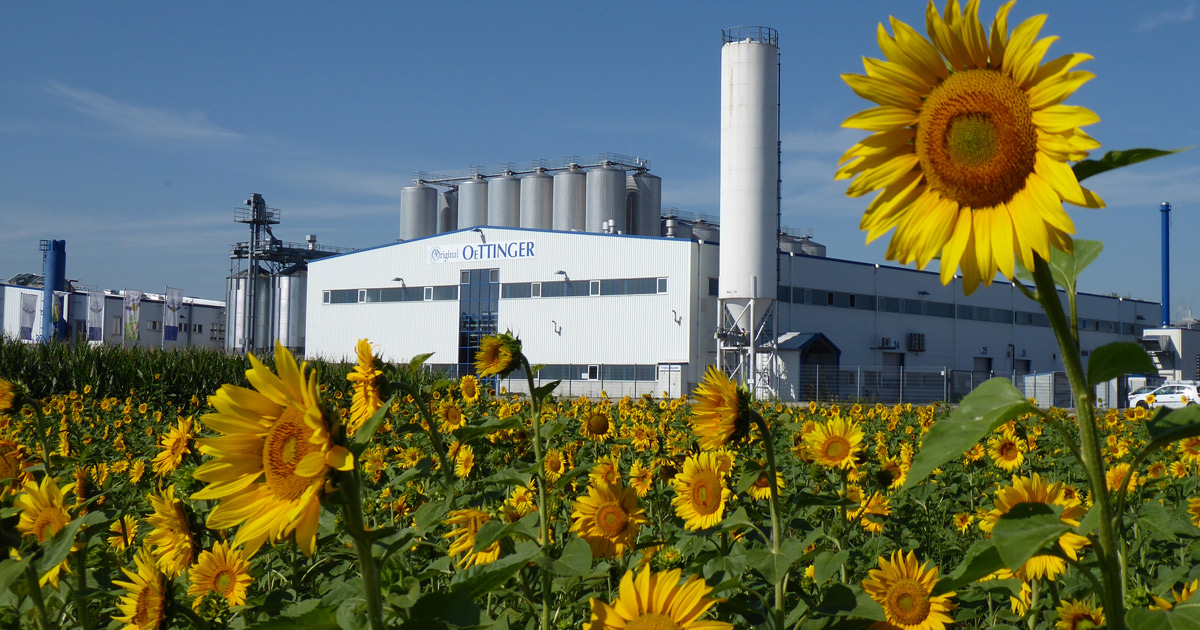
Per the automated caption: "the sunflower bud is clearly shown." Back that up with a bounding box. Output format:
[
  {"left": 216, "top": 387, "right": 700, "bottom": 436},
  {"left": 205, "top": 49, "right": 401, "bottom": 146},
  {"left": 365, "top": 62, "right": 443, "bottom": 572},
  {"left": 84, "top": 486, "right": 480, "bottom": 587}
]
[{"left": 474, "top": 332, "right": 522, "bottom": 377}]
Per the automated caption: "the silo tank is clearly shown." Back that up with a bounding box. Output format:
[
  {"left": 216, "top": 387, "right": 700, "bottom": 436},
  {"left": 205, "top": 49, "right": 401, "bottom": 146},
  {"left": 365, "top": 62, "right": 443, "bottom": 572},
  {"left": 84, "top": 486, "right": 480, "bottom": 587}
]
[
  {"left": 719, "top": 28, "right": 780, "bottom": 310},
  {"left": 438, "top": 189, "right": 459, "bottom": 233},
  {"left": 520, "top": 170, "right": 553, "bottom": 229},
  {"left": 692, "top": 222, "right": 720, "bottom": 243},
  {"left": 458, "top": 177, "right": 489, "bottom": 228},
  {"left": 586, "top": 165, "right": 627, "bottom": 233},
  {"left": 553, "top": 166, "right": 586, "bottom": 231},
  {"left": 488, "top": 174, "right": 521, "bottom": 227},
  {"left": 631, "top": 171, "right": 662, "bottom": 237},
  {"left": 399, "top": 183, "right": 438, "bottom": 241}
]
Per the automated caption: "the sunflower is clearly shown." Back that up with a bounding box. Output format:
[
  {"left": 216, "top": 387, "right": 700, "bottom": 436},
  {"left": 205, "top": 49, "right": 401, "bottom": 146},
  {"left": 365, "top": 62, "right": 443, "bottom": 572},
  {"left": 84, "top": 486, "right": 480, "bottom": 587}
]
[
  {"left": 1151, "top": 579, "right": 1199, "bottom": 611},
  {"left": 988, "top": 434, "right": 1025, "bottom": 471},
  {"left": 857, "top": 492, "right": 891, "bottom": 534},
  {"left": 443, "top": 508, "right": 501, "bottom": 568},
  {"left": 0, "top": 438, "right": 33, "bottom": 495},
  {"left": 454, "top": 443, "right": 475, "bottom": 479},
  {"left": 804, "top": 416, "right": 865, "bottom": 469},
  {"left": 1105, "top": 462, "right": 1139, "bottom": 492},
  {"left": 152, "top": 415, "right": 192, "bottom": 477},
  {"left": 571, "top": 480, "right": 648, "bottom": 558},
  {"left": 1055, "top": 598, "right": 1104, "bottom": 630},
  {"left": 839, "top": 0, "right": 1103, "bottom": 294},
  {"left": 439, "top": 401, "right": 467, "bottom": 433},
  {"left": 475, "top": 333, "right": 520, "bottom": 377},
  {"left": 952, "top": 512, "right": 974, "bottom": 533},
  {"left": 747, "top": 469, "right": 785, "bottom": 501},
  {"left": 0, "top": 378, "right": 14, "bottom": 411},
  {"left": 504, "top": 484, "right": 537, "bottom": 520},
  {"left": 589, "top": 455, "right": 622, "bottom": 487},
  {"left": 710, "top": 448, "right": 737, "bottom": 476},
  {"left": 671, "top": 452, "right": 731, "bottom": 530},
  {"left": 14, "top": 475, "right": 74, "bottom": 587},
  {"left": 586, "top": 565, "right": 733, "bottom": 630},
  {"left": 113, "top": 549, "right": 166, "bottom": 630},
  {"left": 689, "top": 366, "right": 750, "bottom": 450},
  {"left": 862, "top": 550, "right": 956, "bottom": 630},
  {"left": 346, "top": 338, "right": 383, "bottom": 436},
  {"left": 1189, "top": 496, "right": 1200, "bottom": 528},
  {"left": 544, "top": 448, "right": 567, "bottom": 483},
  {"left": 192, "top": 341, "right": 353, "bottom": 557},
  {"left": 145, "top": 484, "right": 196, "bottom": 577},
  {"left": 580, "top": 407, "right": 617, "bottom": 442},
  {"left": 460, "top": 375, "right": 481, "bottom": 404},
  {"left": 187, "top": 541, "right": 253, "bottom": 611},
  {"left": 980, "top": 474, "right": 1088, "bottom": 580},
  {"left": 130, "top": 460, "right": 146, "bottom": 484},
  {"left": 628, "top": 459, "right": 655, "bottom": 497},
  {"left": 1178, "top": 437, "right": 1200, "bottom": 465},
  {"left": 108, "top": 514, "right": 139, "bottom": 551}
]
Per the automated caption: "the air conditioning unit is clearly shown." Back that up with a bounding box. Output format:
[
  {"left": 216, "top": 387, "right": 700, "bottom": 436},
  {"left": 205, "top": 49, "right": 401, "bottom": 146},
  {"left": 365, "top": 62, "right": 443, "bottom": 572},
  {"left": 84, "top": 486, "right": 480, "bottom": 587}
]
[
  {"left": 881, "top": 336, "right": 894, "bottom": 349},
  {"left": 908, "top": 332, "right": 926, "bottom": 352}
]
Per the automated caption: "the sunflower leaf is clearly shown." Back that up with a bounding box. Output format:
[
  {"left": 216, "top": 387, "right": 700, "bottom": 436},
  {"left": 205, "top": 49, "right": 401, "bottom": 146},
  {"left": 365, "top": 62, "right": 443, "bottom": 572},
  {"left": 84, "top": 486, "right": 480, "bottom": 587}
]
[
  {"left": 1047, "top": 239, "right": 1103, "bottom": 296},
  {"left": 1145, "top": 405, "right": 1200, "bottom": 450},
  {"left": 1072, "top": 146, "right": 1193, "bottom": 183},
  {"left": 0, "top": 555, "right": 33, "bottom": 597},
  {"left": 1127, "top": 600, "right": 1200, "bottom": 630},
  {"left": 1087, "top": 342, "right": 1156, "bottom": 389},
  {"left": 813, "top": 549, "right": 849, "bottom": 585},
  {"left": 990, "top": 502, "right": 1069, "bottom": 571},
  {"left": 934, "top": 539, "right": 1005, "bottom": 594},
  {"left": 35, "top": 511, "right": 104, "bottom": 578},
  {"left": 903, "top": 378, "right": 1034, "bottom": 490},
  {"left": 551, "top": 537, "right": 593, "bottom": 578},
  {"left": 451, "top": 540, "right": 540, "bottom": 600}
]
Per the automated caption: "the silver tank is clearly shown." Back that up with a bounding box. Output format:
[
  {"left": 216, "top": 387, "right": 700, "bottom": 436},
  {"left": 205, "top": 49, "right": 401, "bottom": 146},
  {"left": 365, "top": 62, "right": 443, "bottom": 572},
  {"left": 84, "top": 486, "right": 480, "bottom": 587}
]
[
  {"left": 437, "top": 189, "right": 458, "bottom": 233},
  {"left": 631, "top": 171, "right": 662, "bottom": 237},
  {"left": 692, "top": 221, "right": 720, "bottom": 243},
  {"left": 399, "top": 183, "right": 437, "bottom": 240},
  {"left": 586, "top": 164, "right": 626, "bottom": 233},
  {"left": 553, "top": 165, "right": 586, "bottom": 231},
  {"left": 798, "top": 236, "right": 826, "bottom": 257},
  {"left": 488, "top": 173, "right": 520, "bottom": 227},
  {"left": 520, "top": 169, "right": 553, "bottom": 229},
  {"left": 458, "top": 176, "right": 488, "bottom": 228}
]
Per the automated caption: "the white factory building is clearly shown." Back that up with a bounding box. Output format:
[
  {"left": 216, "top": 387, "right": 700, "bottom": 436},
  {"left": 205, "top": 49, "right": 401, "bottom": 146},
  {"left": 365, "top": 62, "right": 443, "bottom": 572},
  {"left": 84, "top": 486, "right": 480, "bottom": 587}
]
[{"left": 299, "top": 26, "right": 1161, "bottom": 403}]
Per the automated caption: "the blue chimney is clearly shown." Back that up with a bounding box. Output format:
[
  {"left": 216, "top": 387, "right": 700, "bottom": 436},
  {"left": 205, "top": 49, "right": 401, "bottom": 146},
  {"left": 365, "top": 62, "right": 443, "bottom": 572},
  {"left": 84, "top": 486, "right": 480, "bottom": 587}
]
[{"left": 39, "top": 239, "right": 66, "bottom": 342}]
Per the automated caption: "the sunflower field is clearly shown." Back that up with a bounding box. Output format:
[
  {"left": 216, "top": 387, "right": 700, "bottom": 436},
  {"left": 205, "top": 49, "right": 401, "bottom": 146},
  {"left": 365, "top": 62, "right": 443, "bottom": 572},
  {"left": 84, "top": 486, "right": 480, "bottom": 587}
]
[{"left": 2, "top": 331, "right": 1200, "bottom": 630}]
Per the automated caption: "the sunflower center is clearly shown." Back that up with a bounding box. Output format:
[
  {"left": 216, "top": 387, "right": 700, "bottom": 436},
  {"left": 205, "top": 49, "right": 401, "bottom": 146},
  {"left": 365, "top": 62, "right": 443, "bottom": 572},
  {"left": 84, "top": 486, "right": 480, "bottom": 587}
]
[
  {"left": 587, "top": 413, "right": 609, "bottom": 435},
  {"left": 824, "top": 437, "right": 849, "bottom": 460},
  {"left": 886, "top": 578, "right": 932, "bottom": 625},
  {"left": 595, "top": 503, "right": 629, "bottom": 536},
  {"left": 1000, "top": 442, "right": 1018, "bottom": 459},
  {"left": 754, "top": 473, "right": 771, "bottom": 489},
  {"left": 625, "top": 613, "right": 683, "bottom": 630},
  {"left": 917, "top": 69, "right": 1037, "bottom": 209},
  {"left": 32, "top": 509, "right": 66, "bottom": 542},
  {"left": 690, "top": 472, "right": 722, "bottom": 515},
  {"left": 546, "top": 453, "right": 562, "bottom": 471},
  {"left": 133, "top": 584, "right": 164, "bottom": 625},
  {"left": 213, "top": 569, "right": 236, "bottom": 596},
  {"left": 0, "top": 455, "right": 15, "bottom": 479},
  {"left": 262, "top": 408, "right": 321, "bottom": 501}
]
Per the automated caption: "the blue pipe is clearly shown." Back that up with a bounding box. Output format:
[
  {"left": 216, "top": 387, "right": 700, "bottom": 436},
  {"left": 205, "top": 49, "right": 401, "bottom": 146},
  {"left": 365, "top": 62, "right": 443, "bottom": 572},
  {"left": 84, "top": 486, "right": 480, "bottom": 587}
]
[
  {"left": 1161, "top": 202, "right": 1171, "bottom": 327},
  {"left": 41, "top": 240, "right": 67, "bottom": 342}
]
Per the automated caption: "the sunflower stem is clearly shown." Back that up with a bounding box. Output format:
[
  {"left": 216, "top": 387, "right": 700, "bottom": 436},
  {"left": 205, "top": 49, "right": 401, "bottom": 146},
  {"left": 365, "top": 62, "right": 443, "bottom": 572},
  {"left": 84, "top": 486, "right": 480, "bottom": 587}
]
[
  {"left": 337, "top": 467, "right": 385, "bottom": 630},
  {"left": 30, "top": 402, "right": 57, "bottom": 479},
  {"left": 24, "top": 564, "right": 51, "bottom": 630},
  {"left": 518, "top": 353, "right": 552, "bottom": 630},
  {"left": 750, "top": 411, "right": 785, "bottom": 630},
  {"left": 73, "top": 542, "right": 91, "bottom": 630},
  {"left": 399, "top": 382, "right": 456, "bottom": 495},
  {"left": 1031, "top": 258, "right": 1126, "bottom": 630}
]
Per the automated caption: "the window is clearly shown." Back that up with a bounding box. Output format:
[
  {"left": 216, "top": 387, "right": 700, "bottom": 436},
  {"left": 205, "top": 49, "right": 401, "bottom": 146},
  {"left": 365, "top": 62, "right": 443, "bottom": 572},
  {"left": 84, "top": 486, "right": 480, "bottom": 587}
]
[
  {"left": 531, "top": 282, "right": 542, "bottom": 298},
  {"left": 926, "top": 301, "right": 954, "bottom": 318},
  {"left": 657, "top": 278, "right": 667, "bottom": 294},
  {"left": 957, "top": 304, "right": 974, "bottom": 320},
  {"left": 357, "top": 289, "right": 367, "bottom": 303},
  {"left": 832, "top": 292, "right": 850, "bottom": 308},
  {"left": 541, "top": 281, "right": 590, "bottom": 298},
  {"left": 112, "top": 316, "right": 122, "bottom": 334},
  {"left": 147, "top": 321, "right": 160, "bottom": 331},
  {"left": 424, "top": 287, "right": 433, "bottom": 301},
  {"left": 432, "top": 286, "right": 458, "bottom": 301},
  {"left": 778, "top": 285, "right": 791, "bottom": 302},
  {"left": 904, "top": 299, "right": 922, "bottom": 315},
  {"left": 708, "top": 277, "right": 719, "bottom": 296},
  {"left": 502, "top": 283, "right": 532, "bottom": 299},
  {"left": 587, "top": 365, "right": 599, "bottom": 380},
  {"left": 325, "top": 289, "right": 357, "bottom": 304},
  {"left": 881, "top": 297, "right": 902, "bottom": 313},
  {"left": 489, "top": 269, "right": 499, "bottom": 283},
  {"left": 811, "top": 289, "right": 830, "bottom": 306},
  {"left": 460, "top": 270, "right": 470, "bottom": 284},
  {"left": 853, "top": 294, "right": 876, "bottom": 310},
  {"left": 323, "top": 291, "right": 330, "bottom": 304},
  {"left": 193, "top": 324, "right": 203, "bottom": 333},
  {"left": 589, "top": 281, "right": 600, "bottom": 296}
]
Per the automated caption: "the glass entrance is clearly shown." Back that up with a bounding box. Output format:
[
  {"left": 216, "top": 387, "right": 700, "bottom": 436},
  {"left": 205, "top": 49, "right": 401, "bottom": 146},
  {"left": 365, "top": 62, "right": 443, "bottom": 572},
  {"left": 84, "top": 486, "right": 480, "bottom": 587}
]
[{"left": 457, "top": 268, "right": 499, "bottom": 376}]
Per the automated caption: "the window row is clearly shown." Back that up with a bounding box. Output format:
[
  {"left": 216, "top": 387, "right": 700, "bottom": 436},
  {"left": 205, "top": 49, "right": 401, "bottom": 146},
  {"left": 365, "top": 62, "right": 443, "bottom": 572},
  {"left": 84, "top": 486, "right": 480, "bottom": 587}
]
[
  {"left": 502, "top": 277, "right": 667, "bottom": 300},
  {"left": 512, "top": 364, "right": 659, "bottom": 382},
  {"left": 323, "top": 286, "right": 459, "bottom": 304}
]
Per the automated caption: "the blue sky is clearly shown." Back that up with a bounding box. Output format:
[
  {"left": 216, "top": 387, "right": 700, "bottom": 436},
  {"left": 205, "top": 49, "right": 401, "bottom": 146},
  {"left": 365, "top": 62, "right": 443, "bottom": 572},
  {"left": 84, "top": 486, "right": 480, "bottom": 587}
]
[{"left": 2, "top": 1, "right": 1198, "bottom": 317}]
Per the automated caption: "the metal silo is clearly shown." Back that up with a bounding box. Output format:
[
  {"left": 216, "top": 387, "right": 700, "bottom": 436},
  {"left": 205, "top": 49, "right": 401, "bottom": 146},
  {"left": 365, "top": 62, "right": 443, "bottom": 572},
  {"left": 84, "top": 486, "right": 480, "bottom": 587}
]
[
  {"left": 692, "top": 222, "right": 721, "bottom": 243},
  {"left": 520, "top": 169, "right": 554, "bottom": 229},
  {"left": 458, "top": 176, "right": 489, "bottom": 228},
  {"left": 553, "top": 164, "right": 586, "bottom": 231},
  {"left": 399, "top": 183, "right": 437, "bottom": 241},
  {"left": 719, "top": 27, "right": 779, "bottom": 305},
  {"left": 631, "top": 170, "right": 662, "bottom": 237},
  {"left": 438, "top": 188, "right": 459, "bottom": 234},
  {"left": 586, "top": 163, "right": 626, "bottom": 233},
  {"left": 488, "top": 172, "right": 521, "bottom": 227}
]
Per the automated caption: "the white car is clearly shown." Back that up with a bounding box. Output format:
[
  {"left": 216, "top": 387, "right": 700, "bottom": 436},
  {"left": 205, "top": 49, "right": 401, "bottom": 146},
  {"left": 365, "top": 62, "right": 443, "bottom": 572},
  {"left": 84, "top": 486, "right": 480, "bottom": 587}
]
[{"left": 1129, "top": 383, "right": 1200, "bottom": 409}]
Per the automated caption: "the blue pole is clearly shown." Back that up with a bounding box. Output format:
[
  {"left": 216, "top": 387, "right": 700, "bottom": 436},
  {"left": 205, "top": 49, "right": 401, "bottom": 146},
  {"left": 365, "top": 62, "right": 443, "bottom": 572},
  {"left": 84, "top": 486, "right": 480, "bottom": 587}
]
[
  {"left": 1161, "top": 202, "right": 1171, "bottom": 327},
  {"left": 40, "top": 239, "right": 67, "bottom": 342}
]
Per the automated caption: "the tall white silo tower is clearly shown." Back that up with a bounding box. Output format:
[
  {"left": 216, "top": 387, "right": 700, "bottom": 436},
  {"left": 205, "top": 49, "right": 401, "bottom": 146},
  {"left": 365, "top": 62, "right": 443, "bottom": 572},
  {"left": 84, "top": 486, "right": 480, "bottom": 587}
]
[{"left": 717, "top": 26, "right": 780, "bottom": 396}]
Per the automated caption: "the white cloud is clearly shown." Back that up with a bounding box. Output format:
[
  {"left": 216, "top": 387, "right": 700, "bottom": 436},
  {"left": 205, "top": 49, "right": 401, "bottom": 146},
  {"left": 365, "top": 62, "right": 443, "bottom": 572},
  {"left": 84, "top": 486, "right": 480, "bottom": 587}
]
[
  {"left": 1136, "top": 3, "right": 1197, "bottom": 32},
  {"left": 46, "top": 81, "right": 241, "bottom": 141}
]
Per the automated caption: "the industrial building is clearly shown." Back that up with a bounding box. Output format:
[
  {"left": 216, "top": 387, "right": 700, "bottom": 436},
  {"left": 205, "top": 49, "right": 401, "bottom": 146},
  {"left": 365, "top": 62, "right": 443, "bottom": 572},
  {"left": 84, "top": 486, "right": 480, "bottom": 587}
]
[{"left": 294, "top": 26, "right": 1163, "bottom": 402}]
